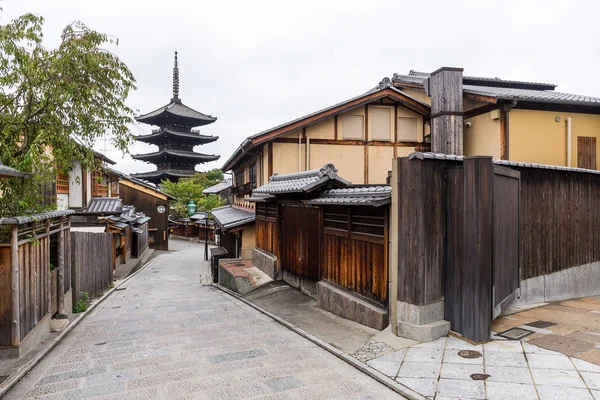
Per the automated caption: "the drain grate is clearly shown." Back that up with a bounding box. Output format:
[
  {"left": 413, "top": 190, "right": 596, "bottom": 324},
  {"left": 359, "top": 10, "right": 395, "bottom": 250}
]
[
  {"left": 496, "top": 327, "right": 534, "bottom": 340},
  {"left": 471, "top": 373, "right": 491, "bottom": 381},
  {"left": 458, "top": 350, "right": 482, "bottom": 359},
  {"left": 525, "top": 320, "right": 556, "bottom": 329}
]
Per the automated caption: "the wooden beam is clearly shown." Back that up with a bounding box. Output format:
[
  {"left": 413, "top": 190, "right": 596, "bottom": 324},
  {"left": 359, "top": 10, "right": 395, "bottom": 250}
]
[
  {"left": 389, "top": 160, "right": 399, "bottom": 335},
  {"left": 271, "top": 138, "right": 419, "bottom": 147},
  {"left": 500, "top": 109, "right": 508, "bottom": 160},
  {"left": 334, "top": 115, "right": 338, "bottom": 141},
  {"left": 464, "top": 92, "right": 497, "bottom": 104},
  {"left": 394, "top": 106, "right": 398, "bottom": 143},
  {"left": 11, "top": 225, "right": 20, "bottom": 346},
  {"left": 364, "top": 146, "right": 369, "bottom": 184},
  {"left": 364, "top": 105, "right": 369, "bottom": 184},
  {"left": 267, "top": 142, "right": 273, "bottom": 178},
  {"left": 464, "top": 104, "right": 500, "bottom": 120}
]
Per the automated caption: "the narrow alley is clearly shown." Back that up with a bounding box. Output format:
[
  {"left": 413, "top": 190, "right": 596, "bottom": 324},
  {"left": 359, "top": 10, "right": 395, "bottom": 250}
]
[{"left": 3, "top": 239, "right": 400, "bottom": 400}]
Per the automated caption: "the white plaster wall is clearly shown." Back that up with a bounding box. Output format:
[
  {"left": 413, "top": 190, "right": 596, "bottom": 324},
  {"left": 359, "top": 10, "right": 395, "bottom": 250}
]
[
  {"left": 56, "top": 194, "right": 69, "bottom": 210},
  {"left": 68, "top": 161, "right": 83, "bottom": 208},
  {"left": 86, "top": 170, "right": 92, "bottom": 204}
]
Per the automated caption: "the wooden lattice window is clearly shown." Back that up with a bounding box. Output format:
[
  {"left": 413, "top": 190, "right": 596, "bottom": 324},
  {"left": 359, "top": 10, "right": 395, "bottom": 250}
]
[
  {"left": 56, "top": 172, "right": 69, "bottom": 194},
  {"left": 324, "top": 206, "right": 385, "bottom": 243}
]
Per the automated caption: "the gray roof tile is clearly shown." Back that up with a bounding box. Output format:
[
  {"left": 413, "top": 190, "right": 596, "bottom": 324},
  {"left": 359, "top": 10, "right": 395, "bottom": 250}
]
[
  {"left": 253, "top": 164, "right": 351, "bottom": 195},
  {"left": 211, "top": 205, "right": 255, "bottom": 231},
  {"left": 202, "top": 180, "right": 232, "bottom": 194},
  {"left": 304, "top": 185, "right": 391, "bottom": 207},
  {"left": 0, "top": 162, "right": 30, "bottom": 178},
  {"left": 0, "top": 209, "right": 74, "bottom": 225},
  {"left": 136, "top": 100, "right": 217, "bottom": 127},
  {"left": 85, "top": 197, "right": 124, "bottom": 214}
]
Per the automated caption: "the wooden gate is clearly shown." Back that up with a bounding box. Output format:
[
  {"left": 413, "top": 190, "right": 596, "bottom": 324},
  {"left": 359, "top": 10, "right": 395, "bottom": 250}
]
[
  {"left": 492, "top": 166, "right": 521, "bottom": 318},
  {"left": 280, "top": 205, "right": 320, "bottom": 281}
]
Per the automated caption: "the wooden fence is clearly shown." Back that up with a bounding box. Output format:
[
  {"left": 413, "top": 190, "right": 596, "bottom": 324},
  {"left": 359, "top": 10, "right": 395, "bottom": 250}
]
[
  {"left": 256, "top": 202, "right": 279, "bottom": 257},
  {"left": 71, "top": 232, "right": 114, "bottom": 303},
  {"left": 0, "top": 212, "right": 72, "bottom": 347},
  {"left": 321, "top": 205, "right": 388, "bottom": 305}
]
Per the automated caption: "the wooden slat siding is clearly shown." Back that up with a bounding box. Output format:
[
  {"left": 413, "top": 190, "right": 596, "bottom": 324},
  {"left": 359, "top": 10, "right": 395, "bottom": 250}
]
[
  {"left": 255, "top": 202, "right": 280, "bottom": 259},
  {"left": 396, "top": 157, "right": 446, "bottom": 305},
  {"left": 50, "top": 269, "right": 58, "bottom": 315},
  {"left": 461, "top": 157, "right": 494, "bottom": 342},
  {"left": 0, "top": 247, "right": 10, "bottom": 346},
  {"left": 71, "top": 232, "right": 113, "bottom": 304},
  {"left": 518, "top": 168, "right": 600, "bottom": 280},
  {"left": 577, "top": 136, "right": 597, "bottom": 170},
  {"left": 280, "top": 206, "right": 320, "bottom": 281},
  {"left": 119, "top": 183, "right": 169, "bottom": 251},
  {"left": 492, "top": 167, "right": 520, "bottom": 308},
  {"left": 500, "top": 110, "right": 508, "bottom": 160},
  {"left": 267, "top": 142, "right": 273, "bottom": 179}
]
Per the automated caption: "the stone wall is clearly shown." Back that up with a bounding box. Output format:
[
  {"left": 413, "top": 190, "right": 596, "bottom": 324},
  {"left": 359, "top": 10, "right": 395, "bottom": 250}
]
[{"left": 252, "top": 248, "right": 278, "bottom": 279}]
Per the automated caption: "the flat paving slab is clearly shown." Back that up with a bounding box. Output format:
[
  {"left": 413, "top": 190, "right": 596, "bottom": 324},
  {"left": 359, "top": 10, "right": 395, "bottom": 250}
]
[{"left": 2, "top": 239, "right": 401, "bottom": 400}]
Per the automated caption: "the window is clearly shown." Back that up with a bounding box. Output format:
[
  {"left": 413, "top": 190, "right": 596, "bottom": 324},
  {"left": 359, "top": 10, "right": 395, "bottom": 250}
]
[
  {"left": 371, "top": 108, "right": 391, "bottom": 141},
  {"left": 397, "top": 117, "right": 418, "bottom": 141},
  {"left": 56, "top": 172, "right": 69, "bottom": 194},
  {"left": 342, "top": 115, "right": 364, "bottom": 140},
  {"left": 235, "top": 169, "right": 244, "bottom": 188}
]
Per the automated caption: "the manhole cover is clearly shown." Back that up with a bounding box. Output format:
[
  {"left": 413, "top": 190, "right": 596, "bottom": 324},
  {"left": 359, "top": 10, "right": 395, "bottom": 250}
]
[
  {"left": 470, "top": 373, "right": 491, "bottom": 381},
  {"left": 458, "top": 350, "right": 482, "bottom": 359},
  {"left": 525, "top": 320, "right": 556, "bottom": 329},
  {"left": 0, "top": 375, "right": 8, "bottom": 384},
  {"left": 496, "top": 327, "right": 534, "bottom": 340}
]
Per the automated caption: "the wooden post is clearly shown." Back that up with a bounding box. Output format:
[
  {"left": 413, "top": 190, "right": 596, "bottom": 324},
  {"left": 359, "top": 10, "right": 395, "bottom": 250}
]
[
  {"left": 429, "top": 67, "right": 464, "bottom": 155},
  {"left": 11, "top": 225, "right": 21, "bottom": 346},
  {"left": 390, "top": 158, "right": 399, "bottom": 335},
  {"left": 56, "top": 218, "right": 67, "bottom": 318}
]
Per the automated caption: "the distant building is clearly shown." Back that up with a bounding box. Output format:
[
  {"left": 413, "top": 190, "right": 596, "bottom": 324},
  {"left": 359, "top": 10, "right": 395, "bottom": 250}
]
[
  {"left": 132, "top": 52, "right": 220, "bottom": 184},
  {"left": 202, "top": 179, "right": 232, "bottom": 203}
]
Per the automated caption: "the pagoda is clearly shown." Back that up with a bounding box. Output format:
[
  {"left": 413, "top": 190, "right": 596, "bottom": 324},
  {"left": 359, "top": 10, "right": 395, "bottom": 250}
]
[{"left": 132, "top": 52, "right": 219, "bottom": 184}]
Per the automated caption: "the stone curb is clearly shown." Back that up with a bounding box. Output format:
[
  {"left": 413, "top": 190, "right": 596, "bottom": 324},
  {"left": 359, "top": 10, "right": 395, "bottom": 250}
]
[
  {"left": 213, "top": 283, "right": 426, "bottom": 400},
  {"left": 0, "top": 253, "right": 162, "bottom": 398}
]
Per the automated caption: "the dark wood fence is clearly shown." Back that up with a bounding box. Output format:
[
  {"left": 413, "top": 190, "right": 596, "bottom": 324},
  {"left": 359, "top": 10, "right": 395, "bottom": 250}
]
[
  {"left": 256, "top": 202, "right": 279, "bottom": 257},
  {"left": 132, "top": 223, "right": 149, "bottom": 259},
  {"left": 280, "top": 205, "right": 320, "bottom": 281},
  {"left": 321, "top": 206, "right": 388, "bottom": 305},
  {"left": 71, "top": 232, "right": 114, "bottom": 303}
]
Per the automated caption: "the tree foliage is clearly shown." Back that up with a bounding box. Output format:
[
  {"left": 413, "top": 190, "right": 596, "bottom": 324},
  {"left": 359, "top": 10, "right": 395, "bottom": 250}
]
[
  {"left": 160, "top": 169, "right": 226, "bottom": 218},
  {"left": 0, "top": 11, "right": 136, "bottom": 216}
]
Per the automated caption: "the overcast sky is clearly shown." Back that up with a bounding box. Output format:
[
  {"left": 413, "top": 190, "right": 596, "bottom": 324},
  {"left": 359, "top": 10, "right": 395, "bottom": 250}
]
[{"left": 4, "top": 0, "right": 600, "bottom": 175}]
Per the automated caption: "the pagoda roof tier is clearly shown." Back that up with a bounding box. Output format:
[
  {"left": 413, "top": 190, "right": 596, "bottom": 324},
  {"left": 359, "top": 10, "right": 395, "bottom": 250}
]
[
  {"left": 136, "top": 127, "right": 218, "bottom": 145},
  {"left": 136, "top": 100, "right": 217, "bottom": 128},
  {"left": 131, "top": 169, "right": 197, "bottom": 184},
  {"left": 132, "top": 150, "right": 220, "bottom": 163}
]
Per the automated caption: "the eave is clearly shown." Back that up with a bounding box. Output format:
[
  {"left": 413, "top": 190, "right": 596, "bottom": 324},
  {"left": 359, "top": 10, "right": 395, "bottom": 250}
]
[
  {"left": 136, "top": 129, "right": 218, "bottom": 145},
  {"left": 132, "top": 150, "right": 220, "bottom": 163}
]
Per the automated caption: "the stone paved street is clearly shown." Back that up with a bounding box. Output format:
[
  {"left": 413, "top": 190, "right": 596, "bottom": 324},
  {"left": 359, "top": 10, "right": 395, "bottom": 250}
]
[{"left": 3, "top": 239, "right": 400, "bottom": 400}]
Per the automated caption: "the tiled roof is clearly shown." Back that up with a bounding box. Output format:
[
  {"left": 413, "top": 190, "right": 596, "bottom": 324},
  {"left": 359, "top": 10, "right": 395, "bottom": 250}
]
[
  {"left": 246, "top": 193, "right": 276, "bottom": 203},
  {"left": 211, "top": 205, "right": 255, "bottom": 231},
  {"left": 132, "top": 150, "right": 219, "bottom": 162},
  {"left": 392, "top": 70, "right": 600, "bottom": 107},
  {"left": 202, "top": 180, "right": 232, "bottom": 194},
  {"left": 103, "top": 166, "right": 176, "bottom": 199},
  {"left": 85, "top": 197, "right": 123, "bottom": 214},
  {"left": 304, "top": 186, "right": 392, "bottom": 207},
  {"left": 0, "top": 209, "right": 75, "bottom": 225},
  {"left": 136, "top": 100, "right": 217, "bottom": 127},
  {"left": 136, "top": 128, "right": 218, "bottom": 144},
  {"left": 0, "top": 162, "right": 30, "bottom": 178},
  {"left": 409, "top": 152, "right": 600, "bottom": 175},
  {"left": 189, "top": 212, "right": 209, "bottom": 220},
  {"left": 131, "top": 169, "right": 197, "bottom": 182},
  {"left": 253, "top": 164, "right": 351, "bottom": 195}
]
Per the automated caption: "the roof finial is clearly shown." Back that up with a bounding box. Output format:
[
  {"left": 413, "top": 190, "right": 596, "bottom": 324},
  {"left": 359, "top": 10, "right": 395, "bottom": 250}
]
[{"left": 172, "top": 51, "right": 180, "bottom": 102}]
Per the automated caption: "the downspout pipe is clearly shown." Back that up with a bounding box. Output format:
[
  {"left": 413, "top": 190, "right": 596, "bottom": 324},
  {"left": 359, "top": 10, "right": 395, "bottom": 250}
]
[{"left": 567, "top": 117, "right": 572, "bottom": 167}]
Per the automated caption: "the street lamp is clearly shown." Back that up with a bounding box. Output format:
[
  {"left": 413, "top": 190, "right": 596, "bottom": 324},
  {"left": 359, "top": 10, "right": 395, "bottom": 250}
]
[
  {"left": 204, "top": 213, "right": 209, "bottom": 261},
  {"left": 186, "top": 200, "right": 197, "bottom": 216}
]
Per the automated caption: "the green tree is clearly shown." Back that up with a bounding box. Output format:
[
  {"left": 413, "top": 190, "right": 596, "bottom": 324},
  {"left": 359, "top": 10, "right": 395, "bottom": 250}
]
[
  {"left": 0, "top": 12, "right": 136, "bottom": 216},
  {"left": 160, "top": 170, "right": 226, "bottom": 218}
]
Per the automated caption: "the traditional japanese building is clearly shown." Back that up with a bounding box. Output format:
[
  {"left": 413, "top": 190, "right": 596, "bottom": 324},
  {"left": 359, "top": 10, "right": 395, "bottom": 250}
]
[{"left": 132, "top": 52, "right": 220, "bottom": 184}]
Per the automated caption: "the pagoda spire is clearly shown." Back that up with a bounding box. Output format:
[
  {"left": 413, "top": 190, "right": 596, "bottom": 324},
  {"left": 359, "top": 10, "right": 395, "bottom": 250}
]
[{"left": 172, "top": 51, "right": 180, "bottom": 103}]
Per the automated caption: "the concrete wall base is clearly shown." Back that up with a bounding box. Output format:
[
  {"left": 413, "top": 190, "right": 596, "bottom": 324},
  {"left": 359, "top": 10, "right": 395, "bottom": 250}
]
[
  {"left": 282, "top": 271, "right": 318, "bottom": 299},
  {"left": 0, "top": 314, "right": 50, "bottom": 360},
  {"left": 514, "top": 261, "right": 600, "bottom": 306},
  {"left": 396, "top": 299, "right": 450, "bottom": 342},
  {"left": 317, "top": 281, "right": 388, "bottom": 330},
  {"left": 64, "top": 289, "right": 73, "bottom": 318},
  {"left": 252, "top": 248, "right": 278, "bottom": 280},
  {"left": 397, "top": 319, "right": 451, "bottom": 343}
]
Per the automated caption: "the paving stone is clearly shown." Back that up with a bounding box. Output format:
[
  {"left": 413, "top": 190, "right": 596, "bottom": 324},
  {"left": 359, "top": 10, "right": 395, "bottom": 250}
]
[
  {"left": 485, "top": 366, "right": 533, "bottom": 384},
  {"left": 395, "top": 377, "right": 437, "bottom": 397},
  {"left": 522, "top": 342, "right": 561, "bottom": 355},
  {"left": 263, "top": 376, "right": 306, "bottom": 392},
  {"left": 25, "top": 380, "right": 81, "bottom": 398},
  {"left": 411, "top": 337, "right": 446, "bottom": 349},
  {"left": 483, "top": 340, "right": 523, "bottom": 353},
  {"left": 537, "top": 385, "right": 594, "bottom": 400},
  {"left": 529, "top": 333, "right": 595, "bottom": 356},
  {"left": 397, "top": 361, "right": 441, "bottom": 379},
  {"left": 527, "top": 353, "right": 576, "bottom": 370},
  {"left": 485, "top": 351, "right": 528, "bottom": 367},
  {"left": 485, "top": 381, "right": 538, "bottom": 400},
  {"left": 582, "top": 371, "right": 600, "bottom": 391},
  {"left": 365, "top": 360, "right": 401, "bottom": 378},
  {"left": 531, "top": 368, "right": 587, "bottom": 388},
  {"left": 446, "top": 336, "right": 483, "bottom": 351},
  {"left": 443, "top": 348, "right": 484, "bottom": 365},
  {"left": 436, "top": 378, "right": 484, "bottom": 399},
  {"left": 404, "top": 347, "right": 444, "bottom": 363},
  {"left": 574, "top": 358, "right": 600, "bottom": 373},
  {"left": 370, "top": 348, "right": 406, "bottom": 363},
  {"left": 439, "top": 362, "right": 484, "bottom": 380}
]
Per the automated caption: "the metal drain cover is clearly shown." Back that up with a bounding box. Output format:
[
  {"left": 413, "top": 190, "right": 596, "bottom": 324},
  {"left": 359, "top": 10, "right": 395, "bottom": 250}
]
[
  {"left": 496, "top": 327, "right": 534, "bottom": 340},
  {"left": 471, "top": 373, "right": 491, "bottom": 381},
  {"left": 458, "top": 350, "right": 482, "bottom": 359}
]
